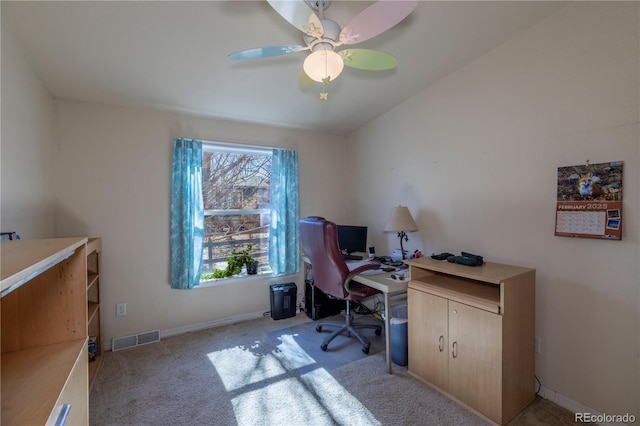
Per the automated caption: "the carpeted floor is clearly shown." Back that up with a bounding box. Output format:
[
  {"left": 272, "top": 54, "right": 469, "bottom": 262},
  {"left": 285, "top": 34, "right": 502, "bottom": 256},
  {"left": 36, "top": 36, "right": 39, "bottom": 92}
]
[
  {"left": 90, "top": 313, "right": 576, "bottom": 425},
  {"left": 267, "top": 315, "right": 385, "bottom": 372}
]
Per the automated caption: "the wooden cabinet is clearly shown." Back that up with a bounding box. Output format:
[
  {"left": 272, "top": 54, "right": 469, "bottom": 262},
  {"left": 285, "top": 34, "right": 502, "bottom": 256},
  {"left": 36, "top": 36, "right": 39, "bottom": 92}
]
[
  {"left": 86, "top": 237, "right": 103, "bottom": 389},
  {"left": 405, "top": 257, "right": 535, "bottom": 425},
  {"left": 1, "top": 238, "right": 89, "bottom": 425}
]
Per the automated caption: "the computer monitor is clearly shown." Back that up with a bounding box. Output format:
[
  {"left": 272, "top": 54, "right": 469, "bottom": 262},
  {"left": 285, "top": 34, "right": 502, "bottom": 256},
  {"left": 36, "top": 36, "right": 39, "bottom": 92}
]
[{"left": 337, "top": 225, "right": 368, "bottom": 255}]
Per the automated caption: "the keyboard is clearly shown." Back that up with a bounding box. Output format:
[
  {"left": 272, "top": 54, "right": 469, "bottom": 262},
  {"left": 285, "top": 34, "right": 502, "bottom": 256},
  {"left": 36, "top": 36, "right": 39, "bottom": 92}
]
[
  {"left": 346, "top": 260, "right": 383, "bottom": 274},
  {"left": 343, "top": 254, "right": 363, "bottom": 261}
]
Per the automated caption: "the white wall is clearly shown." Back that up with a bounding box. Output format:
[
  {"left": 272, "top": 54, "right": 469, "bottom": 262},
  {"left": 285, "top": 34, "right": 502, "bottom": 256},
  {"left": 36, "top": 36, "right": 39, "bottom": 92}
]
[
  {"left": 348, "top": 2, "right": 639, "bottom": 418},
  {"left": 1, "top": 21, "right": 56, "bottom": 238},
  {"left": 53, "top": 101, "right": 349, "bottom": 345},
  {"left": 3, "top": 0, "right": 638, "bottom": 419}
]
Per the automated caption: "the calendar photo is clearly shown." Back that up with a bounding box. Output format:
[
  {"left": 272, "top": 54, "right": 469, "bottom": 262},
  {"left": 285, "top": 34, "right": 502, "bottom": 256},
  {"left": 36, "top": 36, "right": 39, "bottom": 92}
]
[{"left": 555, "top": 161, "right": 623, "bottom": 240}]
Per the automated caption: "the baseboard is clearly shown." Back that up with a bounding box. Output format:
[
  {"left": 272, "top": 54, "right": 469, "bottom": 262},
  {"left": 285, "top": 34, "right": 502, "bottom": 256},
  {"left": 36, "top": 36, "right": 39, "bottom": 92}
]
[
  {"left": 538, "top": 385, "right": 634, "bottom": 426},
  {"left": 161, "top": 310, "right": 267, "bottom": 339},
  {"left": 104, "top": 310, "right": 267, "bottom": 351}
]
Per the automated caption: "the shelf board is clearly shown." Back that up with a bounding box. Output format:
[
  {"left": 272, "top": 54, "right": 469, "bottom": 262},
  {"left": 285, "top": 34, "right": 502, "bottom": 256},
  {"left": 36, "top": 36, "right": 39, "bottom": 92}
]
[
  {"left": 86, "top": 237, "right": 102, "bottom": 255},
  {"left": 405, "top": 257, "right": 534, "bottom": 284},
  {"left": 88, "top": 301, "right": 100, "bottom": 324},
  {"left": 87, "top": 272, "right": 99, "bottom": 290},
  {"left": 1, "top": 339, "right": 86, "bottom": 425},
  {"left": 88, "top": 353, "right": 104, "bottom": 391},
  {"left": 409, "top": 274, "right": 501, "bottom": 314},
  {"left": 1, "top": 238, "right": 87, "bottom": 295}
]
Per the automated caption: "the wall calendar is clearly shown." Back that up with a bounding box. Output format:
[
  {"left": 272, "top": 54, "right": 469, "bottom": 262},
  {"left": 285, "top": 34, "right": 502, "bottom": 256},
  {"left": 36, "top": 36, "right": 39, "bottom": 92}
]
[{"left": 555, "top": 161, "right": 623, "bottom": 240}]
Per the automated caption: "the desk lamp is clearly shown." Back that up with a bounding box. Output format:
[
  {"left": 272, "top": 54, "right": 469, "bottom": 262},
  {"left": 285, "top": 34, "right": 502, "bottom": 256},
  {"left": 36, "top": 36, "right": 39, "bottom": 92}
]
[{"left": 384, "top": 206, "right": 419, "bottom": 260}]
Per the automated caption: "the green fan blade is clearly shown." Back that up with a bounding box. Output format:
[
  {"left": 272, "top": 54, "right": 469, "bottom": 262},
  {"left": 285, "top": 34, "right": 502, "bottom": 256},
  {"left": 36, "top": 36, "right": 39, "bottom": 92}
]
[
  {"left": 299, "top": 68, "right": 315, "bottom": 88},
  {"left": 338, "top": 49, "right": 398, "bottom": 71}
]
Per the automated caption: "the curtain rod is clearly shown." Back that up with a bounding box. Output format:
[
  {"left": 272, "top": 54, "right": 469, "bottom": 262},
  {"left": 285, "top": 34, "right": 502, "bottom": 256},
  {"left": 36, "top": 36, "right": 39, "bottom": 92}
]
[{"left": 201, "top": 140, "right": 276, "bottom": 155}]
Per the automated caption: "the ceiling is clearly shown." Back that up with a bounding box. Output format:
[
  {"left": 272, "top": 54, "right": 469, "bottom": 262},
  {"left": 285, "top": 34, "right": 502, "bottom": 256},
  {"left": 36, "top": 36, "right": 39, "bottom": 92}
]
[{"left": 2, "top": 1, "right": 566, "bottom": 135}]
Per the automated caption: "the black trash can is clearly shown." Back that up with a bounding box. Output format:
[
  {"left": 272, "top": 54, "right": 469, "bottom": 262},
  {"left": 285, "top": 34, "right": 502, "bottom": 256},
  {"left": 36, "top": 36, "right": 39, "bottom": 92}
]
[{"left": 270, "top": 283, "right": 297, "bottom": 320}]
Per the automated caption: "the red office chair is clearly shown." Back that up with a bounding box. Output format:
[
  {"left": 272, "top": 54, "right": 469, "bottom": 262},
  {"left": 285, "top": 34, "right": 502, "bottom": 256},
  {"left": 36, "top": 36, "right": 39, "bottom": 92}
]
[{"left": 300, "top": 216, "right": 382, "bottom": 354}]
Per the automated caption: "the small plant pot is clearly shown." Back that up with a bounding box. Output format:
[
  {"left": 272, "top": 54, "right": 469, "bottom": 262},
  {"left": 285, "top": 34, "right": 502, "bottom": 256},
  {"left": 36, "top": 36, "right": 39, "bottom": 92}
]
[{"left": 246, "top": 261, "right": 259, "bottom": 275}]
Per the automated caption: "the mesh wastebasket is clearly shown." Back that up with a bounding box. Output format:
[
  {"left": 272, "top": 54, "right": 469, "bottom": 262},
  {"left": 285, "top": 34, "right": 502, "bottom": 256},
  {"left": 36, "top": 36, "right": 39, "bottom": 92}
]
[{"left": 390, "top": 303, "right": 408, "bottom": 366}]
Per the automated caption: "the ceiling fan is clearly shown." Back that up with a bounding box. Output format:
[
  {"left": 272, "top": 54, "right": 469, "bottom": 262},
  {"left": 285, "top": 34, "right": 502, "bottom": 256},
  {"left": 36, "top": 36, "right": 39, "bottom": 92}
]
[{"left": 228, "top": 0, "right": 418, "bottom": 99}]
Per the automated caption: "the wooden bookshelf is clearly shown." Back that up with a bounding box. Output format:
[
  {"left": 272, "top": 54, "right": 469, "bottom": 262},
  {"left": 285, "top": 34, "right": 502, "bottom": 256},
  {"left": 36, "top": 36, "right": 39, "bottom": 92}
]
[
  {"left": 1, "top": 238, "right": 89, "bottom": 425},
  {"left": 86, "top": 237, "right": 103, "bottom": 390}
]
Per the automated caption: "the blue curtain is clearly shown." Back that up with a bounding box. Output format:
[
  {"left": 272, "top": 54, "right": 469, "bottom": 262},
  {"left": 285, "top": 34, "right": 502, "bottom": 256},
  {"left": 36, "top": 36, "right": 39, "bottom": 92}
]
[
  {"left": 269, "top": 149, "right": 300, "bottom": 275},
  {"left": 170, "top": 139, "right": 204, "bottom": 289}
]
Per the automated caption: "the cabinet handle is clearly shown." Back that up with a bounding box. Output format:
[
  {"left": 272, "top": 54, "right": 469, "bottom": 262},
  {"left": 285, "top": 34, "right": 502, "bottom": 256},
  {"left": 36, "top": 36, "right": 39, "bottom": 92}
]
[
  {"left": 452, "top": 341, "right": 458, "bottom": 359},
  {"left": 55, "top": 404, "right": 71, "bottom": 426},
  {"left": 438, "top": 335, "right": 444, "bottom": 352}
]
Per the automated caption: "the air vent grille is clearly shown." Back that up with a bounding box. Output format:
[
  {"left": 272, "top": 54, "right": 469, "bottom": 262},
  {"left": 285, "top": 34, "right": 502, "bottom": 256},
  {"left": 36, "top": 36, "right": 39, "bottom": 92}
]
[{"left": 112, "top": 330, "right": 160, "bottom": 351}]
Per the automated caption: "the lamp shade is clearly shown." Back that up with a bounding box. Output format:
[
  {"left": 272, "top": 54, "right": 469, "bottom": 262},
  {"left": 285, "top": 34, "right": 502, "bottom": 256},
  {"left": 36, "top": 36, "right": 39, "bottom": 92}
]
[
  {"left": 384, "top": 206, "right": 418, "bottom": 232},
  {"left": 303, "top": 50, "right": 344, "bottom": 83}
]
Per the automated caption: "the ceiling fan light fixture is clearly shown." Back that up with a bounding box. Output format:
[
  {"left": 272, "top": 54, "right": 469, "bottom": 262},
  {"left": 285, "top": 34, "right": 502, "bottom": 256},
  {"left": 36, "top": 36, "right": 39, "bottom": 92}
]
[{"left": 303, "top": 50, "right": 344, "bottom": 83}]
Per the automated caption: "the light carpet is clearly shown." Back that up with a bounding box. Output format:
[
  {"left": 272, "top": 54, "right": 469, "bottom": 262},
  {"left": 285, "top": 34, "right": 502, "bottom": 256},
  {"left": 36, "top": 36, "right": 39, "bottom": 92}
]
[
  {"left": 90, "top": 313, "right": 576, "bottom": 425},
  {"left": 267, "top": 315, "right": 385, "bottom": 372}
]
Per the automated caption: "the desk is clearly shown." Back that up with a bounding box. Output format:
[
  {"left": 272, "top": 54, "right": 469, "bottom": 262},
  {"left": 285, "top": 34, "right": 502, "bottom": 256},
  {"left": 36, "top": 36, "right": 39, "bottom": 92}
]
[
  {"left": 302, "top": 256, "right": 408, "bottom": 374},
  {"left": 351, "top": 271, "right": 408, "bottom": 374}
]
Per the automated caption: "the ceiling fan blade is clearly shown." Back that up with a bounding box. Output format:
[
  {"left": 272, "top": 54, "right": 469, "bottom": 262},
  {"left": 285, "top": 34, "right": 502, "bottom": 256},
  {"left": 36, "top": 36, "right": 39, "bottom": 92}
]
[
  {"left": 267, "top": 0, "right": 324, "bottom": 38},
  {"left": 299, "top": 68, "right": 315, "bottom": 88},
  {"left": 339, "top": 49, "right": 398, "bottom": 70},
  {"left": 228, "top": 45, "right": 305, "bottom": 60},
  {"left": 339, "top": 0, "right": 418, "bottom": 45}
]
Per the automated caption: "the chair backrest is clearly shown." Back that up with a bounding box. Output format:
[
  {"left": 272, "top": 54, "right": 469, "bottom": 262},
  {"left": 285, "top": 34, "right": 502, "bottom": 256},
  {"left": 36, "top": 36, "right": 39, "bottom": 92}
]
[{"left": 300, "top": 216, "right": 350, "bottom": 300}]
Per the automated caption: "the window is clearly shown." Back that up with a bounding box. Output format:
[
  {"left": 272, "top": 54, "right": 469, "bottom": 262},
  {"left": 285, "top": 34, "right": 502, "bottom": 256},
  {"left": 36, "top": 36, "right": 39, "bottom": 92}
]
[{"left": 201, "top": 143, "right": 272, "bottom": 278}]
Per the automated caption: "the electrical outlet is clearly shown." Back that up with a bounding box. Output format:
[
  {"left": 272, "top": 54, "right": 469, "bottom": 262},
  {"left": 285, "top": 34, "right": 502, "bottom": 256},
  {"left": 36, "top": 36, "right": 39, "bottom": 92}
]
[
  {"left": 116, "top": 303, "right": 127, "bottom": 317},
  {"left": 535, "top": 336, "right": 541, "bottom": 354}
]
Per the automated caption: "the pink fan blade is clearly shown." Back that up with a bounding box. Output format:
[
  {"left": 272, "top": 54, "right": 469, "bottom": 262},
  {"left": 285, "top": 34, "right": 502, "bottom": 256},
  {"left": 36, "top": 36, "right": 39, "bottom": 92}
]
[
  {"left": 267, "top": 0, "right": 324, "bottom": 38},
  {"left": 339, "top": 0, "right": 417, "bottom": 45}
]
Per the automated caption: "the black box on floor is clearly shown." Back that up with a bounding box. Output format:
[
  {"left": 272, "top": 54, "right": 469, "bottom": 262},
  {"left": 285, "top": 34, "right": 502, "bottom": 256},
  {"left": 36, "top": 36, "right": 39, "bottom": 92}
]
[
  {"left": 304, "top": 279, "right": 344, "bottom": 321},
  {"left": 270, "top": 282, "right": 297, "bottom": 320}
]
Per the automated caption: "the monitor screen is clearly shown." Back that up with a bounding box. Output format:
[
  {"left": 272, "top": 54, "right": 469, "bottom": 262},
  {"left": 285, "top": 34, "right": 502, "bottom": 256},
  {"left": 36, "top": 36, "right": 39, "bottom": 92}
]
[{"left": 337, "top": 225, "right": 368, "bottom": 255}]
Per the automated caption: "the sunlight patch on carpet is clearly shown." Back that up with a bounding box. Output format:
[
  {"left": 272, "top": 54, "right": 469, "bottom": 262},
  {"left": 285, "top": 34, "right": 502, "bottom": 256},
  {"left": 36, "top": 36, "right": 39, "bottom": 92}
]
[
  {"left": 208, "top": 344, "right": 287, "bottom": 391},
  {"left": 207, "top": 336, "right": 381, "bottom": 425},
  {"left": 231, "top": 369, "right": 380, "bottom": 426},
  {"left": 274, "top": 332, "right": 315, "bottom": 369}
]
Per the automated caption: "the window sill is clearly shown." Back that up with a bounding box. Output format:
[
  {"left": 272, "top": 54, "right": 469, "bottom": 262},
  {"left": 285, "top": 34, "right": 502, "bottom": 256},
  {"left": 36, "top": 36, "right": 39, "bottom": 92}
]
[{"left": 196, "top": 269, "right": 299, "bottom": 289}]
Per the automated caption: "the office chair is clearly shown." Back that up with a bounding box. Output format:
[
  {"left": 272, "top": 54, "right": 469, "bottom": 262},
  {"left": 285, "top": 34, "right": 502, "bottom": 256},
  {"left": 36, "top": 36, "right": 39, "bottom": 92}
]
[{"left": 300, "top": 216, "right": 382, "bottom": 354}]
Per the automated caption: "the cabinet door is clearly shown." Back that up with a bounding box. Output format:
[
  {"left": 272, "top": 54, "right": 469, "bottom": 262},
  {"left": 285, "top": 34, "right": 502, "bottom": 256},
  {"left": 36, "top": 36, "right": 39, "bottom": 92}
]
[
  {"left": 448, "top": 301, "right": 502, "bottom": 423},
  {"left": 408, "top": 288, "right": 448, "bottom": 390}
]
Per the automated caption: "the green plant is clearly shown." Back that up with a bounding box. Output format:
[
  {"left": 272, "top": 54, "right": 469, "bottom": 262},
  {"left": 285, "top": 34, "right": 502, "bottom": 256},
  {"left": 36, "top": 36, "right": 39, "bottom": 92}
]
[{"left": 203, "top": 244, "right": 255, "bottom": 279}]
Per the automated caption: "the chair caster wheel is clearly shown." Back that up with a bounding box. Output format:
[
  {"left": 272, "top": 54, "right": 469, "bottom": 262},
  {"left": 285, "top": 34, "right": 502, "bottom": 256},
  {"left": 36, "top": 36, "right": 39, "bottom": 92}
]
[
  {"left": 321, "top": 343, "right": 328, "bottom": 351},
  {"left": 375, "top": 328, "right": 382, "bottom": 336},
  {"left": 362, "top": 346, "right": 370, "bottom": 355},
  {"left": 316, "top": 325, "right": 322, "bottom": 333}
]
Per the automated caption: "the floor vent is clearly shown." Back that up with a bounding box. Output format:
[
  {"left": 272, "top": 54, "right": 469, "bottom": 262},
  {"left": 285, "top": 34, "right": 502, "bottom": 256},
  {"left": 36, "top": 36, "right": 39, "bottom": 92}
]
[{"left": 112, "top": 330, "right": 160, "bottom": 351}]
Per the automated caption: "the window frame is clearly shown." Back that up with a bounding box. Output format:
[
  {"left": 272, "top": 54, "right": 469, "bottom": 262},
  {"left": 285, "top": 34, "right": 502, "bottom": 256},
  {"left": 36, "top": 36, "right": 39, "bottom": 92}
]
[{"left": 200, "top": 142, "right": 273, "bottom": 282}]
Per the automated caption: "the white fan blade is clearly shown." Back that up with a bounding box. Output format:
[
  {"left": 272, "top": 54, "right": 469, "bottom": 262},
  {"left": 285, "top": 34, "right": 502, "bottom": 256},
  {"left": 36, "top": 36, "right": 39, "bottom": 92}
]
[
  {"left": 339, "top": 0, "right": 418, "bottom": 45},
  {"left": 267, "top": 0, "right": 324, "bottom": 38}
]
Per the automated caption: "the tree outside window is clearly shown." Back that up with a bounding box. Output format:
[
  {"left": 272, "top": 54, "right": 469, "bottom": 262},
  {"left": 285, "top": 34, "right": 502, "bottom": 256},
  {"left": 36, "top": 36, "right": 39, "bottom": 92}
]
[{"left": 201, "top": 146, "right": 272, "bottom": 279}]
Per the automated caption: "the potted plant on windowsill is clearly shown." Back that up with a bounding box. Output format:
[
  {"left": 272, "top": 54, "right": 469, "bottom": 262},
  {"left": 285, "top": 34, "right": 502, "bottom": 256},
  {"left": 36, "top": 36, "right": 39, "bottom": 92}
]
[
  {"left": 245, "top": 257, "right": 259, "bottom": 275},
  {"left": 230, "top": 244, "right": 258, "bottom": 275},
  {"left": 204, "top": 244, "right": 258, "bottom": 279}
]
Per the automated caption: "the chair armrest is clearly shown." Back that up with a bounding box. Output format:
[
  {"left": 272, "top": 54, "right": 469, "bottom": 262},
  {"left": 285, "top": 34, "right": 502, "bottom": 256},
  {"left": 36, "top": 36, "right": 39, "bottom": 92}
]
[{"left": 343, "top": 263, "right": 380, "bottom": 296}]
